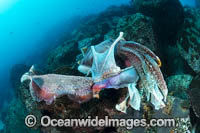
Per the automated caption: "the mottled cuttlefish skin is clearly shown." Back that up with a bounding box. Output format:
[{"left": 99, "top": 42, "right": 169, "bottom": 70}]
[
  {"left": 22, "top": 32, "right": 168, "bottom": 112},
  {"left": 22, "top": 73, "right": 94, "bottom": 105},
  {"left": 117, "top": 41, "right": 168, "bottom": 101},
  {"left": 117, "top": 41, "right": 168, "bottom": 109},
  {"left": 78, "top": 36, "right": 168, "bottom": 110}
]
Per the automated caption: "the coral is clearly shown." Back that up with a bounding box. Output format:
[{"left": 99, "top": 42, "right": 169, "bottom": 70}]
[{"left": 177, "top": 8, "right": 200, "bottom": 74}]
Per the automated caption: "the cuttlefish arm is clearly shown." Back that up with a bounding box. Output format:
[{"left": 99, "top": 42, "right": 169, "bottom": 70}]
[
  {"left": 78, "top": 32, "right": 144, "bottom": 112},
  {"left": 117, "top": 41, "right": 168, "bottom": 110},
  {"left": 77, "top": 32, "right": 168, "bottom": 111},
  {"left": 21, "top": 67, "right": 93, "bottom": 105}
]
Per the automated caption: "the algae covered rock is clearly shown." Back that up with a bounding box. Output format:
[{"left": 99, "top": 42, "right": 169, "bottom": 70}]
[
  {"left": 9, "top": 64, "right": 30, "bottom": 90},
  {"left": 132, "top": 0, "right": 184, "bottom": 45},
  {"left": 0, "top": 119, "right": 4, "bottom": 132},
  {"left": 3, "top": 98, "right": 40, "bottom": 133},
  {"left": 46, "top": 40, "right": 79, "bottom": 72},
  {"left": 104, "top": 13, "right": 157, "bottom": 52},
  {"left": 78, "top": 34, "right": 102, "bottom": 50},
  {"left": 177, "top": 8, "right": 200, "bottom": 74},
  {"left": 116, "top": 96, "right": 191, "bottom": 133},
  {"left": 166, "top": 74, "right": 193, "bottom": 99},
  {"left": 196, "top": 0, "right": 200, "bottom": 8},
  {"left": 116, "top": 13, "right": 157, "bottom": 51},
  {"left": 188, "top": 75, "right": 200, "bottom": 118}
]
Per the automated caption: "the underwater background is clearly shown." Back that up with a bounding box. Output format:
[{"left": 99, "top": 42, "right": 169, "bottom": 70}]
[{"left": 0, "top": 0, "right": 200, "bottom": 132}]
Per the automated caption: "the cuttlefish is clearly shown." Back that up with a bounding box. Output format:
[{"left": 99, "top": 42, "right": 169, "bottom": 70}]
[
  {"left": 78, "top": 32, "right": 168, "bottom": 113},
  {"left": 21, "top": 66, "right": 93, "bottom": 105},
  {"left": 21, "top": 32, "right": 168, "bottom": 114}
]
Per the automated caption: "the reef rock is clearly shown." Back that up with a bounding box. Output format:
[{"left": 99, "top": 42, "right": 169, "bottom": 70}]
[
  {"left": 132, "top": 0, "right": 184, "bottom": 45},
  {"left": 78, "top": 34, "right": 102, "bottom": 50},
  {"left": 116, "top": 96, "right": 191, "bottom": 133},
  {"left": 196, "top": 0, "right": 200, "bottom": 8},
  {"left": 3, "top": 98, "right": 40, "bottom": 133},
  {"left": 0, "top": 119, "right": 4, "bottom": 131},
  {"left": 116, "top": 13, "right": 157, "bottom": 51},
  {"left": 188, "top": 75, "right": 200, "bottom": 118},
  {"left": 46, "top": 40, "right": 79, "bottom": 72},
  {"left": 9, "top": 64, "right": 30, "bottom": 90},
  {"left": 166, "top": 74, "right": 193, "bottom": 100},
  {"left": 177, "top": 8, "right": 200, "bottom": 74}
]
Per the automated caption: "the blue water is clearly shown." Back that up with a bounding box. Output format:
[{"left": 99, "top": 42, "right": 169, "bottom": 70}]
[
  {"left": 180, "top": 0, "right": 196, "bottom": 7},
  {"left": 0, "top": 0, "right": 130, "bottom": 109},
  {"left": 0, "top": 0, "right": 197, "bottom": 111}
]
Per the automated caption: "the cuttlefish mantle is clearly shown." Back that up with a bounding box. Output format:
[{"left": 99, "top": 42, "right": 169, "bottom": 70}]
[{"left": 91, "top": 32, "right": 124, "bottom": 82}]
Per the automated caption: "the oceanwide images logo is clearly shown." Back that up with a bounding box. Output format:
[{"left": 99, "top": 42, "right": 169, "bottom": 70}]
[{"left": 25, "top": 115, "right": 177, "bottom": 129}]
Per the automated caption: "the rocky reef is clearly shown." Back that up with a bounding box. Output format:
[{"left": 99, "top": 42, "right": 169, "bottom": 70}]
[
  {"left": 3, "top": 1, "right": 200, "bottom": 133},
  {"left": 177, "top": 7, "right": 200, "bottom": 74}
]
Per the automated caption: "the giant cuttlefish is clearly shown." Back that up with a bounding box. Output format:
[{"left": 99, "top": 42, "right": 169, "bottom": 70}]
[{"left": 21, "top": 32, "right": 168, "bottom": 113}]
